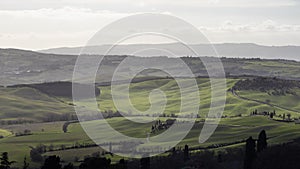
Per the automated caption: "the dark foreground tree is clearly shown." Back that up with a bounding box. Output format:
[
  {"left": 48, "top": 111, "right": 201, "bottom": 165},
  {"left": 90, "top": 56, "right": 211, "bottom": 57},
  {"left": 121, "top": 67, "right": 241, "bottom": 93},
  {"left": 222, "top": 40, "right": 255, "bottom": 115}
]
[
  {"left": 22, "top": 157, "right": 29, "bottom": 169},
  {"left": 30, "top": 145, "right": 46, "bottom": 162},
  {"left": 63, "top": 163, "right": 74, "bottom": 169},
  {"left": 140, "top": 155, "right": 150, "bottom": 169},
  {"left": 184, "top": 145, "right": 189, "bottom": 162},
  {"left": 79, "top": 157, "right": 111, "bottom": 169},
  {"left": 253, "top": 142, "right": 300, "bottom": 169},
  {"left": 257, "top": 130, "right": 267, "bottom": 152},
  {"left": 41, "top": 155, "right": 62, "bottom": 169},
  {"left": 244, "top": 136, "right": 256, "bottom": 169},
  {"left": 0, "top": 152, "right": 15, "bottom": 169},
  {"left": 115, "top": 159, "right": 127, "bottom": 169}
]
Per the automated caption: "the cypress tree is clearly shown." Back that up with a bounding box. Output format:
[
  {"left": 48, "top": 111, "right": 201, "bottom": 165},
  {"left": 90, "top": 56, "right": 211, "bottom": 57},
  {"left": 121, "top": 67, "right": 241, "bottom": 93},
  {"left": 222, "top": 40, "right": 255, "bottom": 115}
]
[
  {"left": 244, "top": 137, "right": 256, "bottom": 169},
  {"left": 257, "top": 130, "right": 267, "bottom": 152}
]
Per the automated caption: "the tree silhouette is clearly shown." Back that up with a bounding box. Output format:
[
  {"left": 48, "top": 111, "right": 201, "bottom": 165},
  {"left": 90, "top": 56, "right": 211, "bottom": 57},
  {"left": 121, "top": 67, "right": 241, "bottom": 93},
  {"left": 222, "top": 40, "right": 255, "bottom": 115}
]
[
  {"left": 257, "top": 130, "right": 267, "bottom": 152},
  {"left": 118, "top": 159, "right": 127, "bottom": 169},
  {"left": 22, "top": 157, "right": 29, "bottom": 169},
  {"left": 244, "top": 136, "right": 256, "bottom": 169},
  {"left": 287, "top": 113, "right": 291, "bottom": 121},
  {"left": 184, "top": 144, "right": 189, "bottom": 162},
  {"left": 0, "top": 152, "right": 15, "bottom": 169},
  {"left": 79, "top": 157, "right": 111, "bottom": 169},
  {"left": 41, "top": 155, "right": 62, "bottom": 169},
  {"left": 30, "top": 145, "right": 46, "bottom": 162},
  {"left": 140, "top": 155, "right": 150, "bottom": 169},
  {"left": 63, "top": 163, "right": 74, "bottom": 169}
]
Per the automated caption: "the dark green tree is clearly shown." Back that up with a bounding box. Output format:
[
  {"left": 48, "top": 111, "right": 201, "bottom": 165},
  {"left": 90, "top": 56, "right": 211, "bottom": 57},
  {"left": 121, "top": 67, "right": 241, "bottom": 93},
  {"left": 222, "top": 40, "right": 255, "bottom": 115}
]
[
  {"left": 140, "top": 155, "right": 150, "bottom": 169},
  {"left": 62, "top": 122, "right": 69, "bottom": 133},
  {"left": 0, "top": 152, "right": 15, "bottom": 169},
  {"left": 30, "top": 148, "right": 43, "bottom": 162},
  {"left": 117, "top": 159, "right": 127, "bottom": 169},
  {"left": 22, "top": 157, "right": 29, "bottom": 169},
  {"left": 270, "top": 113, "right": 273, "bottom": 118},
  {"left": 183, "top": 144, "right": 189, "bottom": 162},
  {"left": 244, "top": 136, "right": 256, "bottom": 169},
  {"left": 79, "top": 157, "right": 111, "bottom": 169},
  {"left": 287, "top": 113, "right": 291, "bottom": 121},
  {"left": 257, "top": 130, "right": 267, "bottom": 152},
  {"left": 63, "top": 163, "right": 74, "bottom": 169},
  {"left": 41, "top": 155, "right": 62, "bottom": 169}
]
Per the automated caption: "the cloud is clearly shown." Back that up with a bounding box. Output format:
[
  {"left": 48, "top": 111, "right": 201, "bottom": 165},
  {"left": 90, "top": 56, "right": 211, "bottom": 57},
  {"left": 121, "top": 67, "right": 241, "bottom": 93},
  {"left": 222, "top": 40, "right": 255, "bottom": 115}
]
[
  {"left": 0, "top": 7, "right": 134, "bottom": 49},
  {"left": 0, "top": 7, "right": 173, "bottom": 49},
  {"left": 199, "top": 20, "right": 300, "bottom": 33},
  {"left": 198, "top": 20, "right": 300, "bottom": 46},
  {"left": 0, "top": 0, "right": 298, "bottom": 10},
  {"left": 0, "top": 7, "right": 132, "bottom": 34},
  {"left": 0, "top": 3, "right": 299, "bottom": 49}
]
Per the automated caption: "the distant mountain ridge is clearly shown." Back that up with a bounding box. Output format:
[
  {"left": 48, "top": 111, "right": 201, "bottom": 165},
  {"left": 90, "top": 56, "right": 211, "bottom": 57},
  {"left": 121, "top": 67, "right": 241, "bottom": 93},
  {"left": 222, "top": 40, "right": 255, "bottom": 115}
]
[{"left": 39, "top": 43, "right": 300, "bottom": 61}]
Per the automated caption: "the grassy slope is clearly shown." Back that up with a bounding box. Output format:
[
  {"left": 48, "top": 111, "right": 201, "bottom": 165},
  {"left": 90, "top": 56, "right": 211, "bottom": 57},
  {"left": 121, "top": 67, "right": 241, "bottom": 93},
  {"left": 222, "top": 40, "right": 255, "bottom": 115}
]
[
  {"left": 98, "top": 78, "right": 295, "bottom": 117},
  {"left": 0, "top": 87, "right": 74, "bottom": 121},
  {"left": 1, "top": 77, "right": 300, "bottom": 167},
  {"left": 237, "top": 89, "right": 300, "bottom": 116},
  {"left": 1, "top": 116, "right": 300, "bottom": 168},
  {"left": 241, "top": 59, "right": 300, "bottom": 78}
]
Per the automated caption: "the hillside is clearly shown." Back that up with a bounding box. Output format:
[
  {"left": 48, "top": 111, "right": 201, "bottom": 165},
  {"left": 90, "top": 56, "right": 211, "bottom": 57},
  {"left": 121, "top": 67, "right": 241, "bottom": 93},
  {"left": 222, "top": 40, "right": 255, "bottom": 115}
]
[
  {"left": 1, "top": 77, "right": 300, "bottom": 123},
  {"left": 233, "top": 77, "right": 300, "bottom": 114},
  {"left": 233, "top": 77, "right": 300, "bottom": 94},
  {"left": 11, "top": 81, "right": 100, "bottom": 98},
  {"left": 97, "top": 77, "right": 299, "bottom": 118},
  {"left": 1, "top": 77, "right": 300, "bottom": 167},
  {"left": 2, "top": 48, "right": 300, "bottom": 86},
  {"left": 0, "top": 86, "right": 75, "bottom": 123}
]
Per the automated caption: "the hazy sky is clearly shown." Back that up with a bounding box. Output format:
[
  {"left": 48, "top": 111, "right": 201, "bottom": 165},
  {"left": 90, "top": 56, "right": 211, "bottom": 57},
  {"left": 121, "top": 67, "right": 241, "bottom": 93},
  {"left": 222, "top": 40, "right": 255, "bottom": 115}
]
[{"left": 0, "top": 0, "right": 300, "bottom": 50}]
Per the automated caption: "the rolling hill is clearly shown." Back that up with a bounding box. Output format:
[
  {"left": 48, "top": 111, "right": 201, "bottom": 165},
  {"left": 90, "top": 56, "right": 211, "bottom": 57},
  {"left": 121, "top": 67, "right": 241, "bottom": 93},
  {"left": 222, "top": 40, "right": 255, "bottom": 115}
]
[
  {"left": 1, "top": 76, "right": 299, "bottom": 123},
  {"left": 1, "top": 76, "right": 300, "bottom": 167},
  {"left": 2, "top": 48, "right": 300, "bottom": 86}
]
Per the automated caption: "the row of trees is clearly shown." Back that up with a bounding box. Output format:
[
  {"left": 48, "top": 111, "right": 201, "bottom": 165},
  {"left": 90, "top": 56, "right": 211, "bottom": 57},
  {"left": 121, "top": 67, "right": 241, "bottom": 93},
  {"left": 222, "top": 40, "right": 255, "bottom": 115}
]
[
  {"left": 244, "top": 130, "right": 267, "bottom": 169},
  {"left": 251, "top": 109, "right": 293, "bottom": 121},
  {"left": 5, "top": 129, "right": 300, "bottom": 169}
]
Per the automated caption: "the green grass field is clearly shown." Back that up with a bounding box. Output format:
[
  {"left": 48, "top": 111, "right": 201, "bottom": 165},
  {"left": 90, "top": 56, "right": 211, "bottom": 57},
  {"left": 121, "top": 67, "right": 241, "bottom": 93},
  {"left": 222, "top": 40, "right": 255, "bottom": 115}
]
[
  {"left": 0, "top": 87, "right": 74, "bottom": 122},
  {"left": 1, "top": 77, "right": 300, "bottom": 167},
  {"left": 97, "top": 78, "right": 296, "bottom": 117},
  {"left": 237, "top": 89, "right": 300, "bottom": 115},
  {"left": 2, "top": 115, "right": 300, "bottom": 168}
]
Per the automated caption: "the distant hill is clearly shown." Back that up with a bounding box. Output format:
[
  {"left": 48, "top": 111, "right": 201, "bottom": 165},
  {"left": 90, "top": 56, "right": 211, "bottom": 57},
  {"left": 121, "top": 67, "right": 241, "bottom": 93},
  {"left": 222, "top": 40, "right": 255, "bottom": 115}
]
[
  {"left": 39, "top": 43, "right": 300, "bottom": 61},
  {"left": 2, "top": 48, "right": 300, "bottom": 86},
  {"left": 0, "top": 48, "right": 77, "bottom": 86}
]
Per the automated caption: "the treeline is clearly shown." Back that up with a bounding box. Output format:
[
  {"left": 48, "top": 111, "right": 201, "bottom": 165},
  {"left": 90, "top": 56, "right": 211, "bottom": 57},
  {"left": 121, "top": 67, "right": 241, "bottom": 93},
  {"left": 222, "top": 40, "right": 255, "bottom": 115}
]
[
  {"left": 233, "top": 77, "right": 300, "bottom": 95},
  {"left": 42, "top": 113, "right": 78, "bottom": 123},
  {"left": 250, "top": 109, "right": 295, "bottom": 122},
  {"left": 0, "top": 113, "right": 77, "bottom": 125},
  {"left": 78, "top": 109, "right": 200, "bottom": 122},
  {"left": 2, "top": 130, "right": 300, "bottom": 169},
  {"left": 0, "top": 119, "right": 34, "bottom": 125}
]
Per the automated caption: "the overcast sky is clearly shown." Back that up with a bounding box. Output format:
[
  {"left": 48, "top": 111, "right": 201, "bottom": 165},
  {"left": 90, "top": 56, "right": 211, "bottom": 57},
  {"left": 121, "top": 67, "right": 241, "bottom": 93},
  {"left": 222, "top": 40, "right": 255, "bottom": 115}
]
[{"left": 0, "top": 0, "right": 300, "bottom": 50}]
